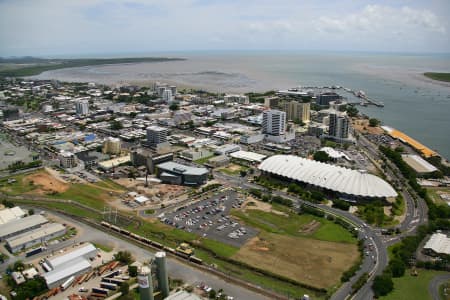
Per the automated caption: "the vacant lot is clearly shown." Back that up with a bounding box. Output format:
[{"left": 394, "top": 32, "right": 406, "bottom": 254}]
[
  {"left": 233, "top": 231, "right": 359, "bottom": 289},
  {"left": 219, "top": 164, "right": 248, "bottom": 176},
  {"left": 25, "top": 170, "right": 69, "bottom": 194},
  {"left": 427, "top": 187, "right": 450, "bottom": 206}
]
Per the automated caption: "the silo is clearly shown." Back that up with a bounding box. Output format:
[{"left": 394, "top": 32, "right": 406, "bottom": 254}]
[
  {"left": 155, "top": 251, "right": 169, "bottom": 298},
  {"left": 137, "top": 265, "right": 154, "bottom": 300}
]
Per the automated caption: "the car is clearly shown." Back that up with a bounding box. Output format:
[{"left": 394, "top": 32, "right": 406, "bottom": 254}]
[{"left": 79, "top": 287, "right": 88, "bottom": 292}]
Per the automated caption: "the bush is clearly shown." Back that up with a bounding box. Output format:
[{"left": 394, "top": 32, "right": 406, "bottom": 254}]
[
  {"left": 114, "top": 251, "right": 134, "bottom": 265},
  {"left": 332, "top": 199, "right": 350, "bottom": 211},
  {"left": 388, "top": 259, "right": 406, "bottom": 277},
  {"left": 128, "top": 265, "right": 138, "bottom": 277}
]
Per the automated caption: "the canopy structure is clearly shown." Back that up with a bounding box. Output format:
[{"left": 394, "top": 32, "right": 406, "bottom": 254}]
[{"left": 259, "top": 155, "right": 397, "bottom": 198}]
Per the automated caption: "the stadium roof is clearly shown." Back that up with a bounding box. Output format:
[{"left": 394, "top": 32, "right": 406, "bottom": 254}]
[
  {"left": 424, "top": 233, "right": 450, "bottom": 255},
  {"left": 259, "top": 155, "right": 397, "bottom": 198}
]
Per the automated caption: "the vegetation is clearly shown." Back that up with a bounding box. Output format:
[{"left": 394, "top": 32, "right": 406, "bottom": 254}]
[
  {"left": 114, "top": 250, "right": 134, "bottom": 264},
  {"left": 0, "top": 57, "right": 185, "bottom": 77},
  {"left": 372, "top": 274, "right": 394, "bottom": 297},
  {"left": 313, "top": 151, "right": 332, "bottom": 162},
  {"left": 7, "top": 160, "right": 42, "bottom": 172},
  {"left": 424, "top": 72, "right": 450, "bottom": 83},
  {"left": 6, "top": 275, "right": 47, "bottom": 300},
  {"left": 346, "top": 105, "right": 359, "bottom": 117},
  {"left": 357, "top": 201, "right": 394, "bottom": 226},
  {"left": 369, "top": 118, "right": 381, "bottom": 127},
  {"left": 169, "top": 103, "right": 179, "bottom": 111},
  {"left": 94, "top": 242, "right": 113, "bottom": 252},
  {"left": 128, "top": 265, "right": 138, "bottom": 277},
  {"left": 110, "top": 120, "right": 123, "bottom": 130},
  {"left": 120, "top": 282, "right": 130, "bottom": 295}
]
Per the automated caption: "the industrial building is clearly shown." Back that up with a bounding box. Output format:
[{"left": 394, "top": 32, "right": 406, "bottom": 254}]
[
  {"left": 156, "top": 161, "right": 208, "bottom": 185},
  {"left": 131, "top": 149, "right": 174, "bottom": 173},
  {"left": 0, "top": 206, "right": 26, "bottom": 225},
  {"left": 229, "top": 150, "right": 267, "bottom": 163},
  {"left": 214, "top": 144, "right": 241, "bottom": 156},
  {"left": 5, "top": 223, "right": 66, "bottom": 253},
  {"left": 401, "top": 154, "right": 438, "bottom": 175},
  {"left": 45, "top": 243, "right": 98, "bottom": 269},
  {"left": 137, "top": 251, "right": 169, "bottom": 300},
  {"left": 0, "top": 214, "right": 48, "bottom": 241},
  {"left": 43, "top": 257, "right": 92, "bottom": 289},
  {"left": 259, "top": 155, "right": 397, "bottom": 199},
  {"left": 423, "top": 233, "right": 450, "bottom": 256}
]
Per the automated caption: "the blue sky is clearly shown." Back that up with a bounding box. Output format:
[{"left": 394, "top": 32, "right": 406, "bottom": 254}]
[{"left": 0, "top": 0, "right": 449, "bottom": 56}]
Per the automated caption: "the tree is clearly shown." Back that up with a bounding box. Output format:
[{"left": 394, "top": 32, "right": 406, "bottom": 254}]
[
  {"left": 28, "top": 209, "right": 34, "bottom": 215},
  {"left": 110, "top": 120, "right": 123, "bottom": 130},
  {"left": 169, "top": 103, "right": 179, "bottom": 111},
  {"left": 346, "top": 105, "right": 359, "bottom": 117},
  {"left": 313, "top": 151, "right": 331, "bottom": 162},
  {"left": 388, "top": 259, "right": 406, "bottom": 277},
  {"left": 114, "top": 251, "right": 134, "bottom": 265},
  {"left": 120, "top": 282, "right": 130, "bottom": 295},
  {"left": 128, "top": 265, "right": 138, "bottom": 277},
  {"left": 208, "top": 289, "right": 217, "bottom": 299},
  {"left": 240, "top": 170, "right": 247, "bottom": 177},
  {"left": 372, "top": 274, "right": 394, "bottom": 297},
  {"left": 369, "top": 118, "right": 380, "bottom": 127}
]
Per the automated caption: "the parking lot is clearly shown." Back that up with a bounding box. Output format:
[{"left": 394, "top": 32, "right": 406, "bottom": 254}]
[{"left": 161, "top": 190, "right": 258, "bottom": 248}]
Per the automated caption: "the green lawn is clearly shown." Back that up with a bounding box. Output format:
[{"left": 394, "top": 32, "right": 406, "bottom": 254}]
[
  {"left": 0, "top": 172, "right": 39, "bottom": 194},
  {"left": 47, "top": 183, "right": 108, "bottom": 210},
  {"left": 194, "top": 155, "right": 215, "bottom": 165},
  {"left": 427, "top": 187, "right": 450, "bottom": 206},
  {"left": 424, "top": 72, "right": 450, "bottom": 83},
  {"left": 219, "top": 165, "right": 248, "bottom": 176},
  {"left": 231, "top": 204, "right": 356, "bottom": 244},
  {"left": 379, "top": 269, "right": 447, "bottom": 300},
  {"left": 93, "top": 242, "right": 113, "bottom": 252}
]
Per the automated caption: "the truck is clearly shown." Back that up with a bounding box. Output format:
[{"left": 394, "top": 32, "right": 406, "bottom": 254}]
[
  {"left": 100, "top": 282, "right": 117, "bottom": 290},
  {"left": 60, "top": 276, "right": 75, "bottom": 291},
  {"left": 26, "top": 246, "right": 46, "bottom": 257},
  {"left": 92, "top": 287, "right": 108, "bottom": 295}
]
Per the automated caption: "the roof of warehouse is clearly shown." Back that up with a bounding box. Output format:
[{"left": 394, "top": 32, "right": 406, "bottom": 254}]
[
  {"left": 157, "top": 161, "right": 208, "bottom": 176},
  {"left": 43, "top": 257, "right": 91, "bottom": 285},
  {"left": 47, "top": 243, "right": 97, "bottom": 268},
  {"left": 0, "top": 206, "right": 26, "bottom": 225},
  {"left": 0, "top": 215, "right": 48, "bottom": 238},
  {"left": 424, "top": 233, "right": 450, "bottom": 255},
  {"left": 401, "top": 154, "right": 438, "bottom": 173},
  {"left": 6, "top": 223, "right": 66, "bottom": 248},
  {"left": 258, "top": 155, "right": 397, "bottom": 198},
  {"left": 230, "top": 150, "right": 267, "bottom": 162}
]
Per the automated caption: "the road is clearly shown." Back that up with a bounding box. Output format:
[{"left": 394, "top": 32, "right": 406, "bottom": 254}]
[
  {"left": 0, "top": 209, "right": 269, "bottom": 300},
  {"left": 429, "top": 273, "right": 450, "bottom": 300}
]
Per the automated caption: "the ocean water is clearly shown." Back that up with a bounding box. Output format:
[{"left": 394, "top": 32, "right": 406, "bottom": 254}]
[{"left": 31, "top": 51, "right": 450, "bottom": 159}]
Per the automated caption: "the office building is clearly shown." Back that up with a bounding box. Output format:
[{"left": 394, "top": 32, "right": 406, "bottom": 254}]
[
  {"left": 162, "top": 89, "right": 173, "bottom": 103},
  {"left": 75, "top": 100, "right": 89, "bottom": 116},
  {"left": 262, "top": 110, "right": 286, "bottom": 136},
  {"left": 328, "top": 111, "right": 350, "bottom": 140},
  {"left": 282, "top": 101, "right": 310, "bottom": 124},
  {"left": 224, "top": 94, "right": 249, "bottom": 104},
  {"left": 58, "top": 150, "right": 77, "bottom": 168},
  {"left": 146, "top": 126, "right": 168, "bottom": 146},
  {"left": 156, "top": 161, "right": 208, "bottom": 185},
  {"left": 316, "top": 92, "right": 342, "bottom": 106},
  {"left": 264, "top": 96, "right": 279, "bottom": 109},
  {"left": 103, "top": 137, "right": 121, "bottom": 155}
]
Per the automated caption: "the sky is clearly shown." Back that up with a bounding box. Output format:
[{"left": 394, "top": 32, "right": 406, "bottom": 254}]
[{"left": 0, "top": 0, "right": 449, "bottom": 57}]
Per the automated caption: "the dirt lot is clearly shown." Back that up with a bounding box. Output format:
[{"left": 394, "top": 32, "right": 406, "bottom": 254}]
[
  {"left": 241, "top": 198, "right": 288, "bottom": 216},
  {"left": 352, "top": 118, "right": 384, "bottom": 135},
  {"left": 233, "top": 232, "right": 359, "bottom": 289},
  {"left": 24, "top": 169, "right": 69, "bottom": 194}
]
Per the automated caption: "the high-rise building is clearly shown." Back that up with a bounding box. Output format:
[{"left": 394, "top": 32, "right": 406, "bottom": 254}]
[
  {"left": 262, "top": 110, "right": 286, "bottom": 136},
  {"left": 264, "top": 96, "right": 279, "bottom": 109},
  {"left": 146, "top": 126, "right": 168, "bottom": 146},
  {"left": 162, "top": 89, "right": 173, "bottom": 103},
  {"left": 58, "top": 151, "right": 77, "bottom": 168},
  {"left": 282, "top": 101, "right": 310, "bottom": 124},
  {"left": 75, "top": 100, "right": 89, "bottom": 116},
  {"left": 328, "top": 111, "right": 350, "bottom": 140},
  {"left": 102, "top": 137, "right": 121, "bottom": 155}
]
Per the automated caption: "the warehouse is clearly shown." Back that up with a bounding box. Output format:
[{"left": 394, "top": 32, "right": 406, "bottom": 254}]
[
  {"left": 6, "top": 223, "right": 66, "bottom": 253},
  {"left": 259, "top": 155, "right": 397, "bottom": 199},
  {"left": 229, "top": 150, "right": 267, "bottom": 163},
  {"left": 0, "top": 206, "right": 26, "bottom": 225},
  {"left": 0, "top": 214, "right": 48, "bottom": 241},
  {"left": 43, "top": 257, "right": 91, "bottom": 288},
  {"left": 157, "top": 161, "right": 209, "bottom": 185},
  {"left": 46, "top": 243, "right": 97, "bottom": 269}
]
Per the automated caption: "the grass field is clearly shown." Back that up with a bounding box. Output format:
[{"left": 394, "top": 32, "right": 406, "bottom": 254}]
[
  {"left": 219, "top": 164, "right": 248, "bottom": 176},
  {"left": 233, "top": 232, "right": 359, "bottom": 289},
  {"left": 379, "top": 269, "right": 447, "bottom": 300},
  {"left": 231, "top": 204, "right": 357, "bottom": 244},
  {"left": 194, "top": 155, "right": 215, "bottom": 165},
  {"left": 424, "top": 72, "right": 450, "bottom": 83},
  {"left": 427, "top": 187, "right": 450, "bottom": 205}
]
